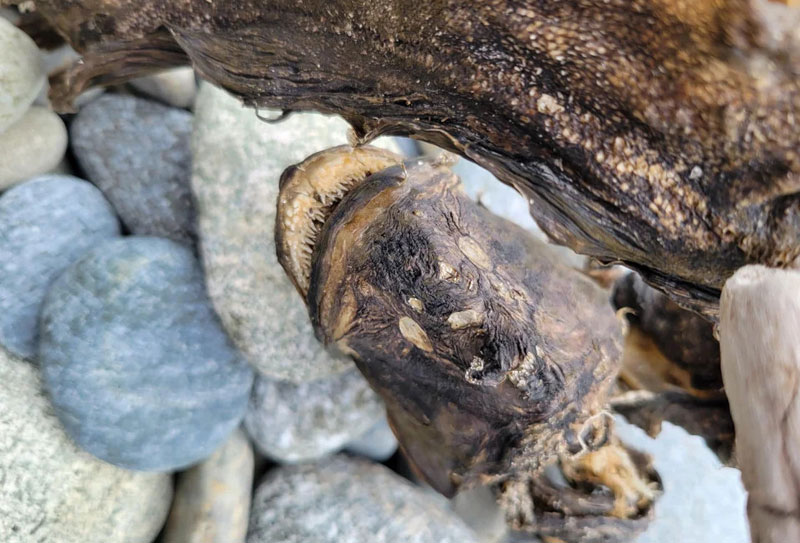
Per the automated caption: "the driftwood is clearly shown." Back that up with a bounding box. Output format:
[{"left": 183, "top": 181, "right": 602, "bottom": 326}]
[
  {"left": 11, "top": 0, "right": 800, "bottom": 319},
  {"left": 720, "top": 265, "right": 800, "bottom": 543},
  {"left": 275, "top": 145, "right": 660, "bottom": 541}
]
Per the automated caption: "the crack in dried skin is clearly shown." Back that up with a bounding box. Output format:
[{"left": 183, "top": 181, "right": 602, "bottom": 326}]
[{"left": 276, "top": 145, "right": 403, "bottom": 296}]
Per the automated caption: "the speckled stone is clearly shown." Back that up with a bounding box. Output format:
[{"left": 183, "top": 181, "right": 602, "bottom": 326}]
[
  {"left": 130, "top": 67, "right": 197, "bottom": 109},
  {"left": 162, "top": 428, "right": 254, "bottom": 543},
  {"left": 0, "top": 347, "right": 172, "bottom": 543},
  {"left": 38, "top": 237, "right": 254, "bottom": 471},
  {"left": 0, "top": 106, "right": 68, "bottom": 190},
  {"left": 191, "top": 83, "right": 400, "bottom": 382},
  {"left": 247, "top": 455, "right": 479, "bottom": 543},
  {"left": 0, "top": 175, "right": 120, "bottom": 359},
  {"left": 0, "top": 18, "right": 45, "bottom": 133},
  {"left": 244, "top": 370, "right": 385, "bottom": 463},
  {"left": 344, "top": 417, "right": 398, "bottom": 461},
  {"left": 71, "top": 94, "right": 195, "bottom": 243}
]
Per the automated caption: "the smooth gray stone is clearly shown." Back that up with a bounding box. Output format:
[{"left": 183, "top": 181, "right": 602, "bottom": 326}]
[
  {"left": 0, "top": 346, "right": 172, "bottom": 543},
  {"left": 191, "top": 83, "right": 400, "bottom": 382},
  {"left": 244, "top": 370, "right": 385, "bottom": 463},
  {"left": 71, "top": 94, "right": 196, "bottom": 243},
  {"left": 162, "top": 428, "right": 254, "bottom": 543},
  {"left": 39, "top": 236, "right": 254, "bottom": 471},
  {"left": 344, "top": 417, "right": 398, "bottom": 461},
  {"left": 247, "top": 455, "right": 479, "bottom": 543},
  {"left": 0, "top": 175, "right": 120, "bottom": 359}
]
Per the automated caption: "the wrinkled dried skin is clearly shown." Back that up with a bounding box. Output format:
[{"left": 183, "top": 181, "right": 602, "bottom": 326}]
[
  {"left": 275, "top": 146, "right": 658, "bottom": 539},
  {"left": 612, "top": 390, "right": 735, "bottom": 463},
  {"left": 614, "top": 273, "right": 722, "bottom": 390},
  {"left": 502, "top": 439, "right": 660, "bottom": 542},
  {"left": 16, "top": 0, "right": 800, "bottom": 319},
  {"left": 608, "top": 273, "right": 734, "bottom": 460}
]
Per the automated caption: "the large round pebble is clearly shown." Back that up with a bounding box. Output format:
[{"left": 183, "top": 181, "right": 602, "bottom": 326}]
[
  {"left": 244, "top": 370, "right": 385, "bottom": 463},
  {"left": 162, "top": 429, "right": 254, "bottom": 543},
  {"left": 192, "top": 83, "right": 401, "bottom": 381},
  {"left": 0, "top": 347, "right": 172, "bottom": 543},
  {"left": 0, "top": 175, "right": 119, "bottom": 358},
  {"left": 131, "top": 67, "right": 197, "bottom": 109},
  {"left": 71, "top": 94, "right": 195, "bottom": 243},
  {"left": 0, "top": 18, "right": 45, "bottom": 132},
  {"left": 0, "top": 106, "right": 68, "bottom": 189},
  {"left": 39, "top": 237, "right": 254, "bottom": 471},
  {"left": 344, "top": 417, "right": 399, "bottom": 461},
  {"left": 248, "top": 455, "right": 479, "bottom": 543}
]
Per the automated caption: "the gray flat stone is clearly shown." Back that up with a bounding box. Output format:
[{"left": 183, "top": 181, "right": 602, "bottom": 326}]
[
  {"left": 0, "top": 175, "right": 120, "bottom": 359},
  {"left": 0, "top": 346, "right": 173, "bottom": 543},
  {"left": 162, "top": 428, "right": 254, "bottom": 543},
  {"left": 248, "top": 455, "right": 479, "bottom": 543},
  {"left": 38, "top": 236, "right": 254, "bottom": 471},
  {"left": 244, "top": 370, "right": 385, "bottom": 463},
  {"left": 71, "top": 93, "right": 196, "bottom": 243},
  {"left": 0, "top": 18, "right": 45, "bottom": 133}
]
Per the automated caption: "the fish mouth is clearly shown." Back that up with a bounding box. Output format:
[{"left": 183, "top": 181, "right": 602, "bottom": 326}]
[{"left": 275, "top": 145, "right": 403, "bottom": 297}]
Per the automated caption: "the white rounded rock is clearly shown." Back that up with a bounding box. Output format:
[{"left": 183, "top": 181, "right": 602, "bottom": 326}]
[
  {"left": 131, "top": 67, "right": 197, "bottom": 109},
  {"left": 0, "top": 347, "right": 173, "bottom": 543},
  {"left": 0, "top": 106, "right": 68, "bottom": 190},
  {"left": 0, "top": 18, "right": 45, "bottom": 133}
]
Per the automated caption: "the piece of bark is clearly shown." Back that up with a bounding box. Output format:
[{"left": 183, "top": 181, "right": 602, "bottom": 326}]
[
  {"left": 15, "top": 0, "right": 800, "bottom": 320},
  {"left": 720, "top": 265, "right": 800, "bottom": 542}
]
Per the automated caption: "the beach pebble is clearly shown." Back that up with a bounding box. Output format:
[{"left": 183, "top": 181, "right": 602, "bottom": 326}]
[
  {"left": 0, "top": 175, "right": 119, "bottom": 359},
  {"left": 162, "top": 429, "right": 254, "bottom": 543},
  {"left": 0, "top": 17, "right": 45, "bottom": 133},
  {"left": 38, "top": 237, "right": 254, "bottom": 471},
  {"left": 71, "top": 94, "right": 195, "bottom": 243},
  {"left": 248, "top": 455, "right": 479, "bottom": 543},
  {"left": 0, "top": 106, "right": 68, "bottom": 190},
  {"left": 344, "top": 417, "right": 398, "bottom": 461},
  {"left": 130, "top": 67, "right": 197, "bottom": 109},
  {"left": 0, "top": 346, "right": 172, "bottom": 543},
  {"left": 244, "top": 370, "right": 385, "bottom": 463},
  {"left": 191, "top": 82, "right": 366, "bottom": 381}
]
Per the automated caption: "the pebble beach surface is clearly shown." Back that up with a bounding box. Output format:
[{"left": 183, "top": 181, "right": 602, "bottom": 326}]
[{"left": 0, "top": 10, "right": 750, "bottom": 543}]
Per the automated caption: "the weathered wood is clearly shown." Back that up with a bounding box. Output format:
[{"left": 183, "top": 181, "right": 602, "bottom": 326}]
[
  {"left": 13, "top": 0, "right": 800, "bottom": 319},
  {"left": 720, "top": 265, "right": 800, "bottom": 543}
]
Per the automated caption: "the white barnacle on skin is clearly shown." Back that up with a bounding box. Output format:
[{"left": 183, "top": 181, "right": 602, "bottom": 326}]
[
  {"left": 506, "top": 351, "right": 538, "bottom": 390},
  {"left": 465, "top": 356, "right": 486, "bottom": 385}
]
